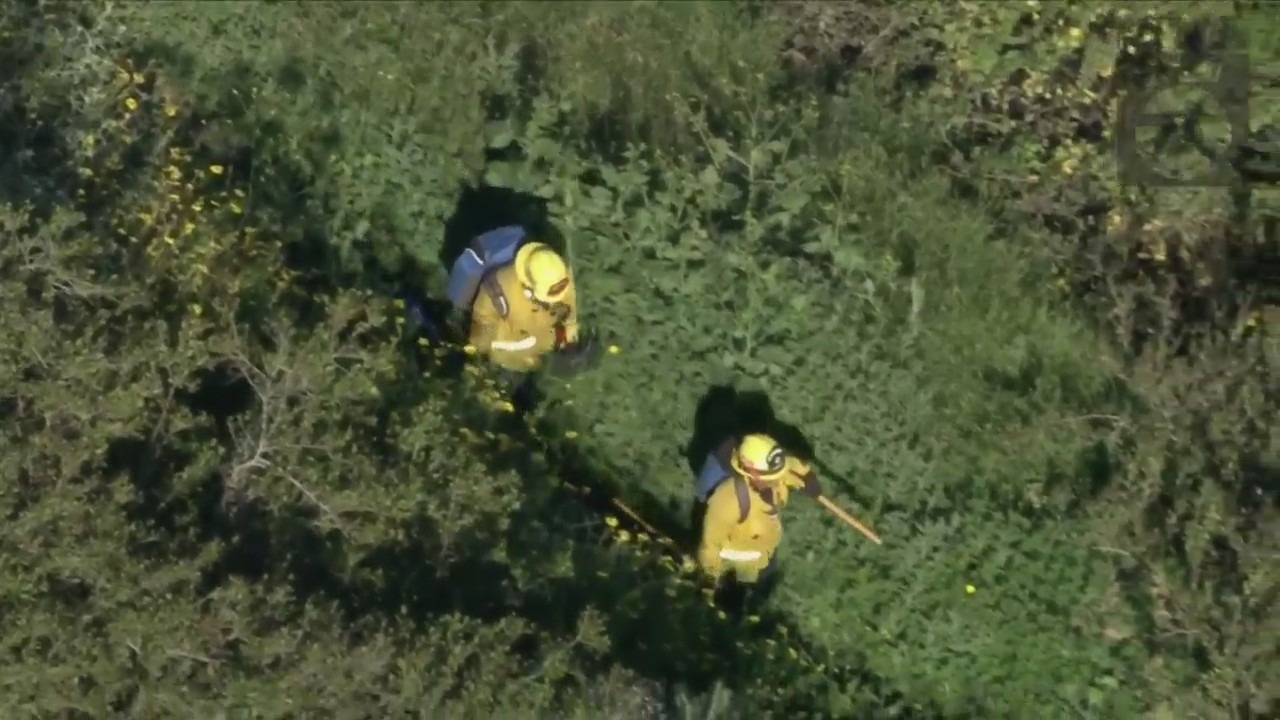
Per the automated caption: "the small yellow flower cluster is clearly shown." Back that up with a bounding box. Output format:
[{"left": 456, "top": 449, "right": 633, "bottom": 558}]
[
  {"left": 125, "top": 142, "right": 245, "bottom": 273},
  {"left": 90, "top": 59, "right": 274, "bottom": 320},
  {"left": 113, "top": 59, "right": 185, "bottom": 124},
  {"left": 114, "top": 61, "right": 147, "bottom": 118},
  {"left": 74, "top": 61, "right": 160, "bottom": 189}
]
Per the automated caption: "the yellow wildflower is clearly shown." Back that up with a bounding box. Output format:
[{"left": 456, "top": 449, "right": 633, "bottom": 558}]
[
  {"left": 123, "top": 97, "right": 138, "bottom": 112},
  {"left": 965, "top": 583, "right": 977, "bottom": 595},
  {"left": 604, "top": 516, "right": 619, "bottom": 528},
  {"left": 209, "top": 164, "right": 225, "bottom": 176},
  {"left": 607, "top": 344, "right": 621, "bottom": 355}
]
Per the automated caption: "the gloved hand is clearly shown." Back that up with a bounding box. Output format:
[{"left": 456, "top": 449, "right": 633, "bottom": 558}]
[
  {"left": 799, "top": 470, "right": 823, "bottom": 499},
  {"left": 546, "top": 329, "right": 603, "bottom": 378}
]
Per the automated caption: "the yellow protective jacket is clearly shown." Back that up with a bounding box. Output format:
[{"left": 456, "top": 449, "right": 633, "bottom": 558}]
[
  {"left": 468, "top": 264, "right": 579, "bottom": 372},
  {"left": 696, "top": 451, "right": 814, "bottom": 584}
]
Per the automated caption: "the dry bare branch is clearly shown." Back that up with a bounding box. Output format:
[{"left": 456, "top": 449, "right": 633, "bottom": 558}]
[{"left": 221, "top": 322, "right": 344, "bottom": 533}]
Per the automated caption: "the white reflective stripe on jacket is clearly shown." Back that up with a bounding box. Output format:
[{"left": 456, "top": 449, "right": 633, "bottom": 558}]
[
  {"left": 718, "top": 548, "right": 763, "bottom": 562},
  {"left": 491, "top": 336, "right": 537, "bottom": 352}
]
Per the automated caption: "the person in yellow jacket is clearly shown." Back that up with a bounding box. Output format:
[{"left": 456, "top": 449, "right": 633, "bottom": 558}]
[
  {"left": 468, "top": 240, "right": 582, "bottom": 373},
  {"left": 696, "top": 433, "right": 822, "bottom": 585}
]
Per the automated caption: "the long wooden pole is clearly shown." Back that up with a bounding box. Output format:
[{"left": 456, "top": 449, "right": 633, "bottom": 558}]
[
  {"left": 815, "top": 495, "right": 882, "bottom": 545},
  {"left": 611, "top": 497, "right": 667, "bottom": 541},
  {"left": 779, "top": 467, "right": 882, "bottom": 544}
]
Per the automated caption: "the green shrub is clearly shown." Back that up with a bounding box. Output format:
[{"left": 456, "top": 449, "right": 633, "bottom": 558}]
[{"left": 4, "top": 1, "right": 1274, "bottom": 717}]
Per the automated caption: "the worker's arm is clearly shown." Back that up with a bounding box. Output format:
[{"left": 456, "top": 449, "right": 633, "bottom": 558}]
[
  {"left": 468, "top": 296, "right": 501, "bottom": 352},
  {"left": 696, "top": 488, "right": 742, "bottom": 579},
  {"left": 784, "top": 457, "right": 823, "bottom": 498}
]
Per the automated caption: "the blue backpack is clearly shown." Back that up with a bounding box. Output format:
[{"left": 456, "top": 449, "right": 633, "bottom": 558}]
[
  {"left": 446, "top": 225, "right": 528, "bottom": 319},
  {"left": 694, "top": 439, "right": 751, "bottom": 523}
]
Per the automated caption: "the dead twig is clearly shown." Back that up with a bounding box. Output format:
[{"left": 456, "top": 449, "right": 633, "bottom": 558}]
[{"left": 222, "top": 323, "right": 345, "bottom": 535}]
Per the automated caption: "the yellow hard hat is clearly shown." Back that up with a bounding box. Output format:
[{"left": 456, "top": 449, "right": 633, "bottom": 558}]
[
  {"left": 514, "top": 242, "right": 571, "bottom": 303},
  {"left": 731, "top": 433, "right": 787, "bottom": 481}
]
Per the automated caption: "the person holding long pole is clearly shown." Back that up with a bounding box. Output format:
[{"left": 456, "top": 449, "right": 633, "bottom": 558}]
[{"left": 695, "top": 433, "right": 881, "bottom": 592}]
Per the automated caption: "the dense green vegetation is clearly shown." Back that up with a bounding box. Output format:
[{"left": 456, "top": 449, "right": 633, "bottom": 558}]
[{"left": 2, "top": 1, "right": 1274, "bottom": 717}]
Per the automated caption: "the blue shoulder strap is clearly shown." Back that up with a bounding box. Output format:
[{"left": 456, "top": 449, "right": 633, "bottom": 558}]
[
  {"left": 694, "top": 440, "right": 750, "bottom": 523},
  {"left": 446, "top": 225, "right": 526, "bottom": 314}
]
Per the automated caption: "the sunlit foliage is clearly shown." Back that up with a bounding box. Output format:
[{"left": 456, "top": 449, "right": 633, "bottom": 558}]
[{"left": 2, "top": 1, "right": 1273, "bottom": 717}]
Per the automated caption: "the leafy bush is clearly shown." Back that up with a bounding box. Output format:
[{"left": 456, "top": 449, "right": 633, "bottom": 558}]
[{"left": 3, "top": 1, "right": 1274, "bottom": 718}]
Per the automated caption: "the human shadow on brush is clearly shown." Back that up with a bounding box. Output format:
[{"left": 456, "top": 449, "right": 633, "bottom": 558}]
[
  {"left": 439, "top": 184, "right": 565, "bottom": 272},
  {"left": 684, "top": 385, "right": 815, "bottom": 476}
]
